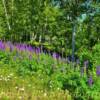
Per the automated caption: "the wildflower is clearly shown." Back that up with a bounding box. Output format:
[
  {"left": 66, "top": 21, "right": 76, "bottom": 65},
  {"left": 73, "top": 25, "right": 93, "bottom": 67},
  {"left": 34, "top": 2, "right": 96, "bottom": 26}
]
[
  {"left": 0, "top": 78, "right": 2, "bottom": 81},
  {"left": 18, "top": 96, "right": 23, "bottom": 99},
  {"left": 56, "top": 53, "right": 60, "bottom": 59},
  {"left": 9, "top": 73, "right": 13, "bottom": 76},
  {"left": 44, "top": 93, "right": 47, "bottom": 96},
  {"left": 0, "top": 41, "right": 5, "bottom": 50},
  {"left": 15, "top": 86, "right": 19, "bottom": 90},
  {"left": 52, "top": 52, "right": 56, "bottom": 59},
  {"left": 7, "top": 41, "right": 13, "bottom": 52},
  {"left": 35, "top": 47, "right": 41, "bottom": 54},
  {"left": 0, "top": 92, "right": 5, "bottom": 95},
  {"left": 88, "top": 75, "right": 93, "bottom": 86},
  {"left": 9, "top": 45, "right": 13, "bottom": 52},
  {"left": 96, "top": 66, "right": 100, "bottom": 76},
  {"left": 19, "top": 87, "right": 25, "bottom": 92},
  {"left": 0, "top": 75, "right": 3, "bottom": 78},
  {"left": 7, "top": 75, "right": 11, "bottom": 78},
  {"left": 27, "top": 45, "right": 33, "bottom": 52},
  {"left": 52, "top": 52, "right": 60, "bottom": 59},
  {"left": 20, "top": 45, "right": 25, "bottom": 51}
]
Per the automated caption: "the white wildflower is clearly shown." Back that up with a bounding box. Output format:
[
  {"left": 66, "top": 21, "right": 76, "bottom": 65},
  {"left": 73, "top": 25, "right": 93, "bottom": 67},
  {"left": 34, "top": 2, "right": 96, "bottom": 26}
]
[
  {"left": 19, "top": 87, "right": 25, "bottom": 92},
  {"left": 44, "top": 93, "right": 47, "bottom": 96}
]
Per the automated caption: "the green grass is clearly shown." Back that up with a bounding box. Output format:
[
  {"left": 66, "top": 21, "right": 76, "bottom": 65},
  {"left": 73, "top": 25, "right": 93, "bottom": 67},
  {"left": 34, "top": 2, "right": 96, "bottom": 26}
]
[{"left": 0, "top": 66, "right": 71, "bottom": 100}]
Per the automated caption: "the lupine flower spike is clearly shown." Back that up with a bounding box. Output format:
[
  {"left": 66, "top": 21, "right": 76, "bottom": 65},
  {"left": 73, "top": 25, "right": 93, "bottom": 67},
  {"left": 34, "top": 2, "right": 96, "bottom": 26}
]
[
  {"left": 96, "top": 66, "right": 100, "bottom": 76},
  {"left": 88, "top": 75, "right": 93, "bottom": 86}
]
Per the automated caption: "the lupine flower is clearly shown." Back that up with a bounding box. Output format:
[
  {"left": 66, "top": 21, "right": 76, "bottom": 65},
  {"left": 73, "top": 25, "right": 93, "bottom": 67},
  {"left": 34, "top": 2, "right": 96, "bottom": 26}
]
[
  {"left": 27, "top": 45, "right": 33, "bottom": 52},
  {"left": 9, "top": 44, "right": 14, "bottom": 52},
  {"left": 0, "top": 41, "right": 5, "bottom": 50},
  {"left": 52, "top": 52, "right": 60, "bottom": 59},
  {"left": 16, "top": 44, "right": 20, "bottom": 51},
  {"left": 96, "top": 66, "right": 100, "bottom": 76},
  {"left": 88, "top": 75, "right": 93, "bottom": 86},
  {"left": 6, "top": 41, "right": 14, "bottom": 52},
  {"left": 35, "top": 47, "right": 41, "bottom": 54},
  {"left": 56, "top": 53, "right": 60, "bottom": 59},
  {"left": 19, "top": 87, "right": 25, "bottom": 92},
  {"left": 20, "top": 45, "right": 25, "bottom": 51},
  {"left": 52, "top": 52, "right": 56, "bottom": 59}
]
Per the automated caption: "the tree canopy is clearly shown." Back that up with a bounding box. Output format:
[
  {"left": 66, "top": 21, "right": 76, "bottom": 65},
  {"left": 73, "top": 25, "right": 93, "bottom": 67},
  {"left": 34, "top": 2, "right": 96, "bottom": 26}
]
[{"left": 0, "top": 0, "right": 100, "bottom": 56}]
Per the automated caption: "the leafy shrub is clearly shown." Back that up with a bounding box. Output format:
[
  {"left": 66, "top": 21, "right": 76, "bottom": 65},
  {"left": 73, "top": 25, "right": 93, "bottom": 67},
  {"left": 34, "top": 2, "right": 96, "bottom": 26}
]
[{"left": 92, "top": 43, "right": 100, "bottom": 66}]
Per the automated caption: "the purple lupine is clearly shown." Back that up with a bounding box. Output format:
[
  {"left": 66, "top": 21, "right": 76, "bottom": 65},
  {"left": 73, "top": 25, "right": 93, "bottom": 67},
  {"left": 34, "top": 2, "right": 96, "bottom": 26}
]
[
  {"left": 8, "top": 43, "right": 14, "bottom": 52},
  {"left": 16, "top": 44, "right": 20, "bottom": 51},
  {"left": 52, "top": 52, "right": 60, "bottom": 59},
  {"left": 35, "top": 47, "right": 41, "bottom": 54},
  {"left": 56, "top": 53, "right": 60, "bottom": 59},
  {"left": 96, "top": 66, "right": 100, "bottom": 76},
  {"left": 27, "top": 45, "right": 33, "bottom": 52},
  {"left": 6, "top": 41, "right": 11, "bottom": 45},
  {"left": 88, "top": 76, "right": 93, "bottom": 86},
  {"left": 20, "top": 44, "right": 25, "bottom": 51},
  {"left": 0, "top": 41, "right": 5, "bottom": 50},
  {"left": 21, "top": 44, "right": 27, "bottom": 51},
  {"left": 52, "top": 52, "right": 56, "bottom": 59}
]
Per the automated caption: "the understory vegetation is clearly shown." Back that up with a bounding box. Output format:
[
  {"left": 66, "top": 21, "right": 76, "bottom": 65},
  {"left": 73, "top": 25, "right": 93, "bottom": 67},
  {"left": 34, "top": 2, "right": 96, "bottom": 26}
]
[
  {"left": 0, "top": 41, "right": 100, "bottom": 100},
  {"left": 0, "top": 0, "right": 100, "bottom": 100}
]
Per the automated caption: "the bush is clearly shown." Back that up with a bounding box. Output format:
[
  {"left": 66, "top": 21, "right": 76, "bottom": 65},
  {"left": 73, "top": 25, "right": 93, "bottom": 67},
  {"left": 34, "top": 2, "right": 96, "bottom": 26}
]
[{"left": 92, "top": 43, "right": 100, "bottom": 66}]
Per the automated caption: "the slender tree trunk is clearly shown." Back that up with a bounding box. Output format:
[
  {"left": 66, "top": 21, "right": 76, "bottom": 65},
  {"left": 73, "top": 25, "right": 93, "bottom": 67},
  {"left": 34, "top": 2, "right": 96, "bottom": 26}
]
[
  {"left": 72, "top": 21, "right": 76, "bottom": 62},
  {"left": 2, "top": 0, "right": 11, "bottom": 31}
]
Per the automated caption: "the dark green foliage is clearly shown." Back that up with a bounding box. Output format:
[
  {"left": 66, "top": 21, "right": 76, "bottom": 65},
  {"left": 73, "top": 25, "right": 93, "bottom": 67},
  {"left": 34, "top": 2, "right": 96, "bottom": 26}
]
[{"left": 0, "top": 0, "right": 99, "bottom": 55}]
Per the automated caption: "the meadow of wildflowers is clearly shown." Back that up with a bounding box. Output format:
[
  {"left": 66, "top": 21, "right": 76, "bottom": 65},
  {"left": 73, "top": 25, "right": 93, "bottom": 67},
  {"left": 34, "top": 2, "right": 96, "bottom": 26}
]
[{"left": 0, "top": 40, "right": 100, "bottom": 100}]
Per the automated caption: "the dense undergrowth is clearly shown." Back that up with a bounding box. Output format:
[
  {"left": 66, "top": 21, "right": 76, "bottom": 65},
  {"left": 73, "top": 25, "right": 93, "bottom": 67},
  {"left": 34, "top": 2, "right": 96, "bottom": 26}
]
[{"left": 0, "top": 41, "right": 100, "bottom": 100}]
